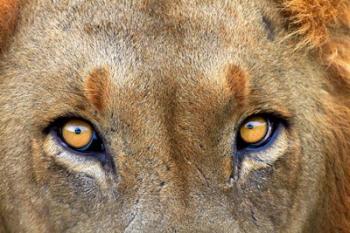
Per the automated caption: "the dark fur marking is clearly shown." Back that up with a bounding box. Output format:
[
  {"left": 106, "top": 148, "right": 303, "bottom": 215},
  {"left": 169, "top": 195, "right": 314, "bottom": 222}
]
[{"left": 262, "top": 16, "right": 275, "bottom": 41}]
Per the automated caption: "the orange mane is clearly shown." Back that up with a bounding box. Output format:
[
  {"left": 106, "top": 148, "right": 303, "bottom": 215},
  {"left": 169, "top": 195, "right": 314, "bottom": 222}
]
[{"left": 280, "top": 0, "right": 350, "bottom": 82}]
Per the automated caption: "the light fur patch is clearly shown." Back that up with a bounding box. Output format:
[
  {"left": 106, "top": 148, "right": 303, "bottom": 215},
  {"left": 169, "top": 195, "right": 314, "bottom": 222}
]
[
  {"left": 43, "top": 135, "right": 108, "bottom": 190},
  {"left": 239, "top": 127, "right": 288, "bottom": 182}
]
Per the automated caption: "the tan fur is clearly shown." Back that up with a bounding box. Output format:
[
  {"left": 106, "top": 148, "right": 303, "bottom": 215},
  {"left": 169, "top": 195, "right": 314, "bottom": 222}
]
[{"left": 0, "top": 0, "right": 349, "bottom": 232}]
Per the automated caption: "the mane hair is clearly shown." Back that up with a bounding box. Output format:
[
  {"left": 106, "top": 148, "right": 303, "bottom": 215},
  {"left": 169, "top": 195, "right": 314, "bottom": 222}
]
[
  {"left": 277, "top": 1, "right": 350, "bottom": 231},
  {"left": 322, "top": 97, "right": 350, "bottom": 233},
  {"left": 279, "top": 0, "right": 350, "bottom": 82}
]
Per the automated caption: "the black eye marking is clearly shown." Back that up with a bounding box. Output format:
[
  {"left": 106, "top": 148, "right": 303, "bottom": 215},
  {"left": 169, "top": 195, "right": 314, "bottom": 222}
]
[{"left": 262, "top": 16, "right": 275, "bottom": 41}]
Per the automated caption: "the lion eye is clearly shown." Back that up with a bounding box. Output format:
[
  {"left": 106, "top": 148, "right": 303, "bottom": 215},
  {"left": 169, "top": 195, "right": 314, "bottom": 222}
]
[
  {"left": 237, "top": 115, "right": 275, "bottom": 149},
  {"left": 62, "top": 119, "right": 93, "bottom": 149},
  {"left": 57, "top": 119, "right": 104, "bottom": 153}
]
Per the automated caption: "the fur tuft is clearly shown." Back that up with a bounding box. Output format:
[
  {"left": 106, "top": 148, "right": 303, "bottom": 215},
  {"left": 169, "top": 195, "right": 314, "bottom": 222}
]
[
  {"left": 280, "top": 0, "right": 349, "bottom": 47},
  {"left": 279, "top": 0, "right": 350, "bottom": 81},
  {"left": 321, "top": 37, "right": 350, "bottom": 83}
]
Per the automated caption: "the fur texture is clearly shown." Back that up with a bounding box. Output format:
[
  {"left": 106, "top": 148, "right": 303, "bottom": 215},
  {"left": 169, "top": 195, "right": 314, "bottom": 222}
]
[
  {"left": 280, "top": 0, "right": 350, "bottom": 81},
  {"left": 279, "top": 3, "right": 350, "bottom": 229},
  {"left": 0, "top": 0, "right": 349, "bottom": 232}
]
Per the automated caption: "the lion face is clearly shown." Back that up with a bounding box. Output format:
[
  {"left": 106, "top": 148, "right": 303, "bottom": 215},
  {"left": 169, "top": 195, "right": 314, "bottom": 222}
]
[{"left": 0, "top": 1, "right": 349, "bottom": 232}]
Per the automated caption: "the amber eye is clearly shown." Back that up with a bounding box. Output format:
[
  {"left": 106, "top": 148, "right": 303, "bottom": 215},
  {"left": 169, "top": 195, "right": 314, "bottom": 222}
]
[
  {"left": 47, "top": 117, "right": 110, "bottom": 167},
  {"left": 52, "top": 118, "right": 105, "bottom": 154},
  {"left": 237, "top": 115, "right": 275, "bottom": 149},
  {"left": 61, "top": 119, "right": 93, "bottom": 149}
]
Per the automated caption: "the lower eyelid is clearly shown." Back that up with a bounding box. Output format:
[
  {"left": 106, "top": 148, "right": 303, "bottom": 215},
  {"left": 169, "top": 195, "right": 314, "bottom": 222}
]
[
  {"left": 236, "top": 126, "right": 288, "bottom": 180},
  {"left": 43, "top": 134, "right": 109, "bottom": 189}
]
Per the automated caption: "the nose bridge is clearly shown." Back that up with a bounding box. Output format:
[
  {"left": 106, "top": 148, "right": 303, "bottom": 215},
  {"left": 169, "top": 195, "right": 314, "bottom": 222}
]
[
  {"left": 139, "top": 79, "right": 189, "bottom": 213},
  {"left": 109, "top": 57, "right": 236, "bottom": 228},
  {"left": 124, "top": 112, "right": 236, "bottom": 231},
  {"left": 108, "top": 67, "right": 190, "bottom": 217}
]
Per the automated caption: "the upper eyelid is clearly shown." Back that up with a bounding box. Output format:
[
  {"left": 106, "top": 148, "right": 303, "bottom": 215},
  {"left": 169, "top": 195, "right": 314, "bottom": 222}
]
[
  {"left": 44, "top": 114, "right": 103, "bottom": 136},
  {"left": 236, "top": 105, "right": 293, "bottom": 130}
]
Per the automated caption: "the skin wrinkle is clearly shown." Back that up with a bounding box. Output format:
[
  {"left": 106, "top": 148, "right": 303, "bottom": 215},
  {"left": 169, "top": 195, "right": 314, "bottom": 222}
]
[{"left": 0, "top": 0, "right": 349, "bottom": 232}]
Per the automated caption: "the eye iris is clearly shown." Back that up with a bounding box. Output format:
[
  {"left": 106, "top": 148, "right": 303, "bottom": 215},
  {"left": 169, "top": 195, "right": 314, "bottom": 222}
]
[
  {"left": 62, "top": 120, "right": 93, "bottom": 149},
  {"left": 240, "top": 116, "right": 268, "bottom": 144}
]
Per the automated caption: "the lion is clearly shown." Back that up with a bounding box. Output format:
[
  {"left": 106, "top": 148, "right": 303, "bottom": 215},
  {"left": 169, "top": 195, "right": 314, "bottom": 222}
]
[{"left": 0, "top": 0, "right": 349, "bottom": 232}]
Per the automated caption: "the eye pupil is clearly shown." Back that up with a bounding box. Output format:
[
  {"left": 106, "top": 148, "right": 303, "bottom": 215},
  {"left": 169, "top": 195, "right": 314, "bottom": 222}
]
[
  {"left": 75, "top": 128, "right": 82, "bottom": 134},
  {"left": 246, "top": 123, "right": 254, "bottom": 129}
]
